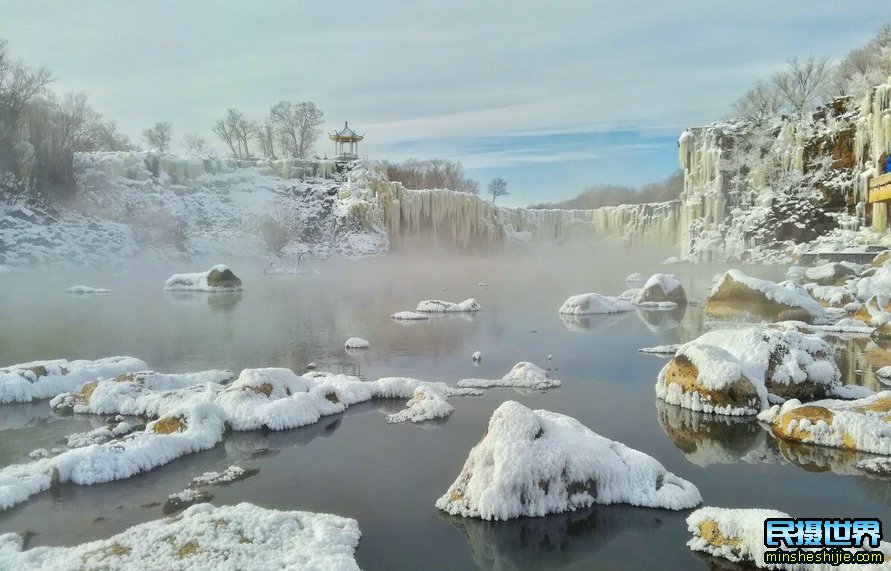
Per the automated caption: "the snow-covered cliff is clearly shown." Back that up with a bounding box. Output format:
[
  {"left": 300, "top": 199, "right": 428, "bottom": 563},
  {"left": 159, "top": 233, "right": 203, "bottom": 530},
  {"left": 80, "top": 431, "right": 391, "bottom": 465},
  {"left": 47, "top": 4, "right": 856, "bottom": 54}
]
[
  {"left": 0, "top": 153, "right": 681, "bottom": 270},
  {"left": 678, "top": 79, "right": 891, "bottom": 263}
]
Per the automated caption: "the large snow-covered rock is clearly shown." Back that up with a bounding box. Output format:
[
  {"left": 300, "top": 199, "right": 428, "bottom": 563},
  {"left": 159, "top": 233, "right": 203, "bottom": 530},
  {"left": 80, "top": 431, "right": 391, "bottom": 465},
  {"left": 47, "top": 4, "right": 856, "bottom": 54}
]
[
  {"left": 385, "top": 384, "right": 454, "bottom": 424},
  {"left": 415, "top": 298, "right": 480, "bottom": 313},
  {"left": 558, "top": 293, "right": 634, "bottom": 315},
  {"left": 163, "top": 264, "right": 243, "bottom": 292},
  {"left": 655, "top": 327, "right": 841, "bottom": 416},
  {"left": 435, "top": 401, "right": 701, "bottom": 520},
  {"left": 759, "top": 392, "right": 891, "bottom": 456},
  {"left": 803, "top": 261, "right": 861, "bottom": 286},
  {"left": 633, "top": 273, "right": 687, "bottom": 306},
  {"left": 706, "top": 270, "right": 827, "bottom": 324},
  {"left": 687, "top": 507, "right": 891, "bottom": 569},
  {"left": 0, "top": 503, "right": 361, "bottom": 570},
  {"left": 0, "top": 357, "right": 147, "bottom": 404},
  {"left": 457, "top": 362, "right": 560, "bottom": 390}
]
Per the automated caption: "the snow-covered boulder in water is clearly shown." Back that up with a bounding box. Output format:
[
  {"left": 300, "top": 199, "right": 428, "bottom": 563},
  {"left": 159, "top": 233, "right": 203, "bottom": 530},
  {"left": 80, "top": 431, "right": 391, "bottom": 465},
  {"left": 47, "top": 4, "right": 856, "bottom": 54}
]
[
  {"left": 759, "top": 391, "right": 891, "bottom": 456},
  {"left": 163, "top": 264, "right": 243, "bottom": 292},
  {"left": 390, "top": 311, "right": 429, "bottom": 321},
  {"left": 435, "top": 401, "right": 701, "bottom": 520},
  {"left": 458, "top": 362, "right": 560, "bottom": 390},
  {"left": 633, "top": 273, "right": 687, "bottom": 307},
  {"left": 558, "top": 293, "right": 633, "bottom": 315},
  {"left": 655, "top": 327, "right": 841, "bottom": 416},
  {"left": 344, "top": 337, "right": 370, "bottom": 349},
  {"left": 687, "top": 507, "right": 891, "bottom": 569},
  {"left": 385, "top": 384, "right": 454, "bottom": 424},
  {"left": 706, "top": 270, "right": 827, "bottom": 324},
  {"left": 0, "top": 356, "right": 147, "bottom": 404},
  {"left": 65, "top": 286, "right": 111, "bottom": 294},
  {"left": 416, "top": 298, "right": 480, "bottom": 313},
  {"left": 0, "top": 503, "right": 362, "bottom": 570},
  {"left": 803, "top": 261, "right": 860, "bottom": 286}
]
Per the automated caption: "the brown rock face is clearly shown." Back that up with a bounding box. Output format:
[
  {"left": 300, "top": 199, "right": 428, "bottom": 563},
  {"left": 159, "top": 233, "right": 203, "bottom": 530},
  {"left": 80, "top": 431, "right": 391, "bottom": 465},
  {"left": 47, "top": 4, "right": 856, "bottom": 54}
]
[
  {"left": 706, "top": 274, "right": 814, "bottom": 323},
  {"left": 661, "top": 355, "right": 760, "bottom": 412},
  {"left": 873, "top": 322, "right": 891, "bottom": 341},
  {"left": 872, "top": 251, "right": 891, "bottom": 268},
  {"left": 206, "top": 267, "right": 242, "bottom": 289}
]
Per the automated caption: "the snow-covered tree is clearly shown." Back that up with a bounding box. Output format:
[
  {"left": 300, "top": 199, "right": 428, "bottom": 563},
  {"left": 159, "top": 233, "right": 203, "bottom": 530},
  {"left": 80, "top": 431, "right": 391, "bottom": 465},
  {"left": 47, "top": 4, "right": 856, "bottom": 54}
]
[
  {"left": 256, "top": 122, "right": 277, "bottom": 159},
  {"left": 487, "top": 177, "right": 508, "bottom": 203},
  {"left": 733, "top": 81, "right": 781, "bottom": 127},
  {"left": 213, "top": 109, "right": 255, "bottom": 159},
  {"left": 142, "top": 121, "right": 172, "bottom": 152},
  {"left": 770, "top": 57, "right": 831, "bottom": 115},
  {"left": 181, "top": 133, "right": 208, "bottom": 156},
  {"left": 269, "top": 101, "right": 324, "bottom": 158}
]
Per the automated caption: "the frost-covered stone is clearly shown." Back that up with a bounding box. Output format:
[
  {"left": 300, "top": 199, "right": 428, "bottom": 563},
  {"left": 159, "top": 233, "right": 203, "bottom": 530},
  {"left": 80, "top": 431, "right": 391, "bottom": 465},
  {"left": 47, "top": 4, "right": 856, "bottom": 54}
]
[
  {"left": 687, "top": 507, "right": 891, "bottom": 569},
  {"left": 435, "top": 401, "right": 701, "bottom": 520},
  {"left": 0, "top": 356, "right": 147, "bottom": 404},
  {"left": 385, "top": 385, "right": 454, "bottom": 424},
  {"left": 804, "top": 261, "right": 861, "bottom": 286},
  {"left": 65, "top": 285, "right": 111, "bottom": 294},
  {"left": 416, "top": 298, "right": 480, "bottom": 313},
  {"left": 390, "top": 311, "right": 428, "bottom": 321},
  {"left": 759, "top": 392, "right": 891, "bottom": 456},
  {"left": 458, "top": 362, "right": 560, "bottom": 390},
  {"left": 163, "top": 264, "right": 243, "bottom": 292},
  {"left": 706, "top": 270, "right": 827, "bottom": 324},
  {"left": 655, "top": 327, "right": 841, "bottom": 416},
  {"left": 0, "top": 503, "right": 361, "bottom": 570},
  {"left": 633, "top": 273, "right": 687, "bottom": 306},
  {"left": 343, "top": 337, "right": 369, "bottom": 349},
  {"left": 558, "top": 293, "right": 633, "bottom": 315}
]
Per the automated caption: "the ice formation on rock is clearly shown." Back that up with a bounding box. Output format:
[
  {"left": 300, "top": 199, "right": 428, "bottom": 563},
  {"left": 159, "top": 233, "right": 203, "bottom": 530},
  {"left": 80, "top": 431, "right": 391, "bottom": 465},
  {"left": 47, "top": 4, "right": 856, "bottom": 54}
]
[
  {"left": 759, "top": 391, "right": 891, "bottom": 455},
  {"left": 435, "top": 401, "right": 701, "bottom": 520},
  {"left": 458, "top": 362, "right": 561, "bottom": 390},
  {"left": 65, "top": 286, "right": 111, "bottom": 294},
  {"left": 390, "top": 311, "right": 429, "bottom": 320},
  {"left": 655, "top": 327, "right": 841, "bottom": 416},
  {"left": 706, "top": 270, "right": 828, "bottom": 324},
  {"left": 0, "top": 503, "right": 362, "bottom": 570},
  {"left": 0, "top": 357, "right": 147, "bottom": 404},
  {"left": 163, "top": 264, "right": 243, "bottom": 292},
  {"left": 343, "top": 337, "right": 370, "bottom": 349},
  {"left": 385, "top": 385, "right": 454, "bottom": 424},
  {"left": 558, "top": 293, "right": 634, "bottom": 315},
  {"left": 415, "top": 298, "right": 480, "bottom": 313},
  {"left": 632, "top": 273, "right": 687, "bottom": 307}
]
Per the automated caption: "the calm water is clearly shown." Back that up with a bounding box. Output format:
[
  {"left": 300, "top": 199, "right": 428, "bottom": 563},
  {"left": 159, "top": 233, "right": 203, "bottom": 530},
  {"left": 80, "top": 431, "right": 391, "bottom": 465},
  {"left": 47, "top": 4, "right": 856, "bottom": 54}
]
[{"left": 1, "top": 248, "right": 890, "bottom": 570}]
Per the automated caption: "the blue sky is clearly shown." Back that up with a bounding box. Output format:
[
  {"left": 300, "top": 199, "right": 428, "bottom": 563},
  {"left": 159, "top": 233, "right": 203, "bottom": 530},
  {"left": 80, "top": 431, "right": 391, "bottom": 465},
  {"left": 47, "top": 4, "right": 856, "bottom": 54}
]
[{"left": 0, "top": 0, "right": 883, "bottom": 205}]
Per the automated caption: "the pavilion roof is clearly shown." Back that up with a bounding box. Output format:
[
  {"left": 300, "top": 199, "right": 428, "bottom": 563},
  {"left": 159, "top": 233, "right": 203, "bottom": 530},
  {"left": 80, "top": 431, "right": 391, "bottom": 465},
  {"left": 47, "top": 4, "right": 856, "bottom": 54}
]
[{"left": 329, "top": 121, "right": 364, "bottom": 141}]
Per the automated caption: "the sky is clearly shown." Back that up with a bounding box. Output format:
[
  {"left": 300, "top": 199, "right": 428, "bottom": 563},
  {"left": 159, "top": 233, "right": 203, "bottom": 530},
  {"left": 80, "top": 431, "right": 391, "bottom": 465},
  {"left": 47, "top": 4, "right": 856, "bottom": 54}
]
[{"left": 0, "top": 1, "right": 883, "bottom": 205}]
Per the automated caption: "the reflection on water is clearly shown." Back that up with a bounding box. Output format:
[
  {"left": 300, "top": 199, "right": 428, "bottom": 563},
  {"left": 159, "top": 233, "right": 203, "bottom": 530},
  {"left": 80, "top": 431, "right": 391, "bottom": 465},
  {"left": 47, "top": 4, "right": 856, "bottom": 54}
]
[
  {"left": 559, "top": 313, "right": 632, "bottom": 333},
  {"left": 830, "top": 334, "right": 891, "bottom": 391},
  {"left": 635, "top": 304, "right": 687, "bottom": 333},
  {"left": 441, "top": 504, "right": 669, "bottom": 571}
]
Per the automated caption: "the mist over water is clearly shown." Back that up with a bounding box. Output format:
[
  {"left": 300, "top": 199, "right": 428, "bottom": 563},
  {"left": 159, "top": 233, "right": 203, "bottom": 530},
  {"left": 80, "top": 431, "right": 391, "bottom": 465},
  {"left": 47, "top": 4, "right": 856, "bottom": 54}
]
[{"left": 2, "top": 244, "right": 888, "bottom": 570}]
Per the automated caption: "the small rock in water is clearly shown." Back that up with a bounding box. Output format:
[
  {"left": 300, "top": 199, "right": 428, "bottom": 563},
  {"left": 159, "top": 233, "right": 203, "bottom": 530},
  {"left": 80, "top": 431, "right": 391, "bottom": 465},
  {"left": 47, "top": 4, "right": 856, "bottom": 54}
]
[
  {"left": 344, "top": 337, "right": 370, "bottom": 349},
  {"left": 471, "top": 351, "right": 482, "bottom": 362},
  {"left": 478, "top": 282, "right": 489, "bottom": 287},
  {"left": 547, "top": 354, "right": 552, "bottom": 360},
  {"left": 306, "top": 362, "right": 317, "bottom": 370}
]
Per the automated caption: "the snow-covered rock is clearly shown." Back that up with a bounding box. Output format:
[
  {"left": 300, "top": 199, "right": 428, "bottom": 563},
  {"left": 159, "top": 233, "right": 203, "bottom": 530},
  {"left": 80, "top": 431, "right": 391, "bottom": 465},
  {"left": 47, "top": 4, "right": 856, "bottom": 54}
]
[
  {"left": 655, "top": 327, "right": 840, "bottom": 416},
  {"left": 415, "top": 298, "right": 480, "bottom": 313},
  {"left": 458, "top": 362, "right": 560, "bottom": 390},
  {"left": 344, "top": 337, "right": 369, "bottom": 349},
  {"left": 65, "top": 285, "right": 111, "bottom": 294},
  {"left": 625, "top": 272, "right": 646, "bottom": 282},
  {"left": 687, "top": 506, "right": 891, "bottom": 569},
  {"left": 163, "top": 264, "right": 243, "bottom": 292},
  {"left": 187, "top": 465, "right": 259, "bottom": 488},
  {"left": 390, "top": 311, "right": 429, "bottom": 321},
  {"left": 385, "top": 384, "right": 454, "bottom": 424},
  {"left": 558, "top": 293, "right": 634, "bottom": 315},
  {"left": 0, "top": 356, "right": 147, "bottom": 404},
  {"left": 435, "top": 401, "right": 701, "bottom": 520},
  {"left": 639, "top": 344, "right": 680, "bottom": 355},
  {"left": 759, "top": 392, "right": 891, "bottom": 455},
  {"left": 706, "top": 270, "right": 827, "bottom": 324},
  {"left": 0, "top": 401, "right": 226, "bottom": 510},
  {"left": 804, "top": 261, "right": 861, "bottom": 286},
  {"left": 633, "top": 273, "right": 687, "bottom": 306},
  {"left": 0, "top": 503, "right": 361, "bottom": 570},
  {"left": 471, "top": 351, "right": 482, "bottom": 362}
]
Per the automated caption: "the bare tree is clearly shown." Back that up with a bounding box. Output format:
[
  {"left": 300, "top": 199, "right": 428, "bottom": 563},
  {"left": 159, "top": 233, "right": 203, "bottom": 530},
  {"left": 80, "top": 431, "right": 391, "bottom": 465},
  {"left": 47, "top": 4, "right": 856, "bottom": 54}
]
[
  {"left": 487, "top": 177, "right": 508, "bottom": 203},
  {"left": 462, "top": 178, "right": 480, "bottom": 195},
  {"left": 212, "top": 109, "right": 255, "bottom": 159},
  {"left": 181, "top": 133, "right": 208, "bottom": 155},
  {"left": 142, "top": 121, "right": 172, "bottom": 152},
  {"left": 269, "top": 101, "right": 324, "bottom": 158},
  {"left": 0, "top": 39, "right": 53, "bottom": 175},
  {"left": 770, "top": 57, "right": 831, "bottom": 115},
  {"left": 256, "top": 122, "right": 277, "bottom": 159},
  {"left": 732, "top": 81, "right": 781, "bottom": 126}
]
